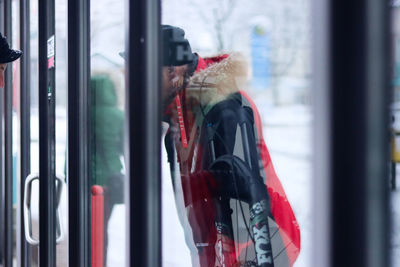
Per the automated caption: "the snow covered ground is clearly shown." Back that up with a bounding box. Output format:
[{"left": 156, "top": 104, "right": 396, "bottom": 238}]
[{"left": 261, "top": 104, "right": 312, "bottom": 267}]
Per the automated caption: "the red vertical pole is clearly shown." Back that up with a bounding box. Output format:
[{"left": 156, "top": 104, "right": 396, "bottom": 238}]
[{"left": 91, "top": 185, "right": 104, "bottom": 267}]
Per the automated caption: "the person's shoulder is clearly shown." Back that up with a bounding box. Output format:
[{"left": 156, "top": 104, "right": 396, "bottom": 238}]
[{"left": 206, "top": 92, "right": 242, "bottom": 119}]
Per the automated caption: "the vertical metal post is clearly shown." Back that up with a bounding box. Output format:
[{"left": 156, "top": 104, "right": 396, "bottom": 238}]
[
  {"left": 67, "top": 0, "right": 91, "bottom": 266},
  {"left": 38, "top": 0, "right": 56, "bottom": 265},
  {"left": 312, "top": 0, "right": 331, "bottom": 266},
  {"left": 313, "top": 0, "right": 391, "bottom": 266},
  {"left": 19, "top": 0, "right": 31, "bottom": 266},
  {"left": 0, "top": 1, "right": 4, "bottom": 263},
  {"left": 4, "top": 0, "right": 14, "bottom": 265},
  {"left": 126, "top": 0, "right": 161, "bottom": 266},
  {"left": 330, "top": 3, "right": 369, "bottom": 267}
]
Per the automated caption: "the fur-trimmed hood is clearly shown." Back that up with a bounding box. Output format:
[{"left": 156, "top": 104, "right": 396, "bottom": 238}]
[{"left": 185, "top": 53, "right": 248, "bottom": 107}]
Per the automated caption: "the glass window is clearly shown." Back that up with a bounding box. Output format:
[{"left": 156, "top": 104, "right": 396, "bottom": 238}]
[
  {"left": 161, "top": 1, "right": 310, "bottom": 266},
  {"left": 12, "top": 0, "right": 21, "bottom": 264},
  {"left": 90, "top": 1, "right": 126, "bottom": 265},
  {"left": 55, "top": 0, "right": 68, "bottom": 264},
  {"left": 28, "top": 0, "right": 40, "bottom": 264}
]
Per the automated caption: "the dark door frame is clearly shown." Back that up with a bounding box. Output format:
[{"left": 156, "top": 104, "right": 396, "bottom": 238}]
[
  {"left": 67, "top": 0, "right": 91, "bottom": 266},
  {"left": 19, "top": 0, "right": 32, "bottom": 265},
  {"left": 2, "top": 0, "right": 14, "bottom": 266},
  {"left": 38, "top": 0, "right": 57, "bottom": 265},
  {"left": 126, "top": 0, "right": 162, "bottom": 266},
  {"left": 0, "top": 1, "right": 4, "bottom": 263}
]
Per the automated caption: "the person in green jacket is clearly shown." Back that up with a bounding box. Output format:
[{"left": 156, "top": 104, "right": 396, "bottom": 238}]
[{"left": 90, "top": 74, "right": 124, "bottom": 265}]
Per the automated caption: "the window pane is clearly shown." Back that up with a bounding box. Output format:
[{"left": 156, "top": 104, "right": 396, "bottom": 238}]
[
  {"left": 55, "top": 0, "right": 68, "bottom": 264},
  {"left": 12, "top": 0, "right": 21, "bottom": 264},
  {"left": 161, "top": 1, "right": 310, "bottom": 266},
  {"left": 90, "top": 1, "right": 126, "bottom": 265},
  {"left": 29, "top": 0, "right": 39, "bottom": 264}
]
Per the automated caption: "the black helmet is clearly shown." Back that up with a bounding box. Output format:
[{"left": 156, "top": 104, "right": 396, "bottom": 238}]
[
  {"left": 0, "top": 33, "right": 22, "bottom": 64},
  {"left": 119, "top": 25, "right": 195, "bottom": 66},
  {"left": 162, "top": 25, "right": 194, "bottom": 66}
]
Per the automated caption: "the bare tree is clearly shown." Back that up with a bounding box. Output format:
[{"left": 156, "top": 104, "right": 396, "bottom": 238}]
[
  {"left": 185, "top": 0, "right": 238, "bottom": 52},
  {"left": 90, "top": 0, "right": 125, "bottom": 47},
  {"left": 179, "top": 0, "right": 309, "bottom": 104}
]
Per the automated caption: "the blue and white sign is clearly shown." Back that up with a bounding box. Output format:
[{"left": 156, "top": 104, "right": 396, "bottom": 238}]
[{"left": 251, "top": 26, "right": 270, "bottom": 90}]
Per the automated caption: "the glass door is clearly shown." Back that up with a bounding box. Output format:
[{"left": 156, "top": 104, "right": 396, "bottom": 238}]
[
  {"left": 22, "top": 0, "right": 127, "bottom": 266},
  {"left": 18, "top": 0, "right": 125, "bottom": 266},
  {"left": 19, "top": 0, "right": 68, "bottom": 266}
]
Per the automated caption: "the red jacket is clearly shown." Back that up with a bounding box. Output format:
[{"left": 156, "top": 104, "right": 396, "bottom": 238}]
[{"left": 166, "top": 54, "right": 301, "bottom": 267}]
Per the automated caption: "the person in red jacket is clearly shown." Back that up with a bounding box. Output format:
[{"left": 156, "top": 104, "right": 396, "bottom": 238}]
[{"left": 162, "top": 25, "right": 300, "bottom": 267}]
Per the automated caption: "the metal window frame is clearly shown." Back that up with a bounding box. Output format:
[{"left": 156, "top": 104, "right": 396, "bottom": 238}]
[
  {"left": 126, "top": 0, "right": 162, "bottom": 266},
  {"left": 312, "top": 0, "right": 331, "bottom": 265},
  {"left": 0, "top": 1, "right": 4, "bottom": 263},
  {"left": 3, "top": 0, "right": 14, "bottom": 266},
  {"left": 38, "top": 0, "right": 56, "bottom": 265},
  {"left": 67, "top": 0, "right": 91, "bottom": 266},
  {"left": 312, "top": 0, "right": 391, "bottom": 267},
  {"left": 18, "top": 0, "right": 32, "bottom": 266}
]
